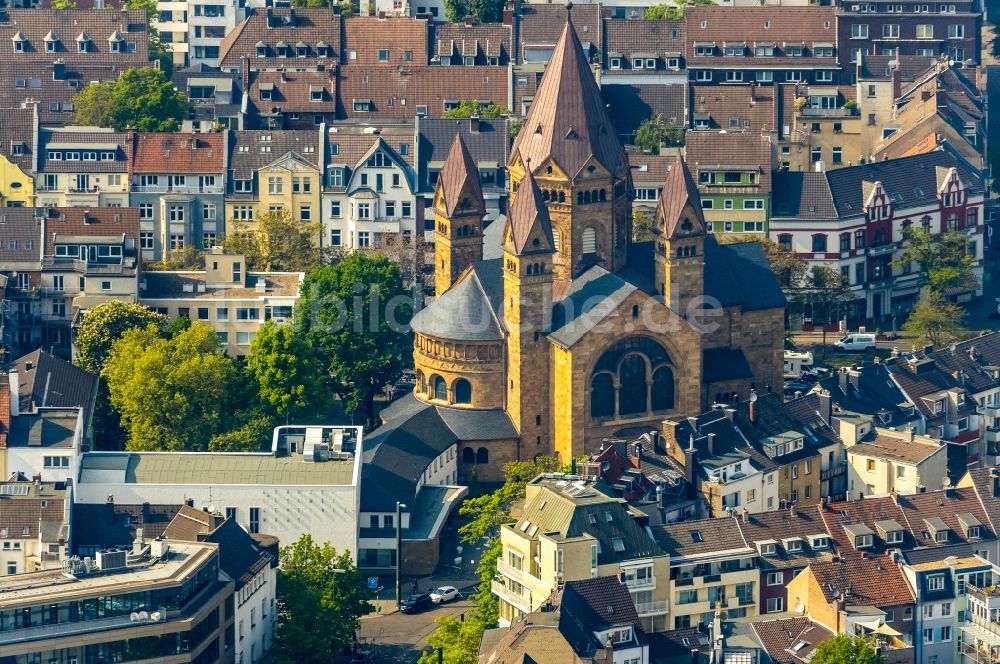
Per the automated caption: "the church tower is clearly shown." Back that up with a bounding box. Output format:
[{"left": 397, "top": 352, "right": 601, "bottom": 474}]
[
  {"left": 508, "top": 3, "right": 630, "bottom": 282},
  {"left": 433, "top": 133, "right": 486, "bottom": 296},
  {"left": 503, "top": 167, "right": 555, "bottom": 454},
  {"left": 654, "top": 157, "right": 706, "bottom": 318}
]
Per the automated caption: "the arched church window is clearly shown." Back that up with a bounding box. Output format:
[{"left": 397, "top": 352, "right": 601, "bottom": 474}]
[
  {"left": 652, "top": 366, "right": 675, "bottom": 411},
  {"left": 631, "top": 305, "right": 639, "bottom": 319},
  {"left": 590, "top": 337, "right": 674, "bottom": 421},
  {"left": 582, "top": 227, "right": 597, "bottom": 254},
  {"left": 577, "top": 192, "right": 584, "bottom": 204},
  {"left": 454, "top": 379, "right": 472, "bottom": 404},
  {"left": 546, "top": 165, "right": 553, "bottom": 174},
  {"left": 542, "top": 189, "right": 551, "bottom": 202},
  {"left": 463, "top": 447, "right": 475, "bottom": 463},
  {"left": 432, "top": 375, "right": 447, "bottom": 401},
  {"left": 618, "top": 355, "right": 647, "bottom": 415},
  {"left": 591, "top": 373, "right": 614, "bottom": 419},
  {"left": 598, "top": 189, "right": 606, "bottom": 202},
  {"left": 681, "top": 218, "right": 692, "bottom": 232},
  {"left": 476, "top": 447, "right": 489, "bottom": 463},
  {"left": 558, "top": 191, "right": 566, "bottom": 203},
  {"left": 416, "top": 371, "right": 426, "bottom": 394},
  {"left": 583, "top": 191, "right": 591, "bottom": 204}
]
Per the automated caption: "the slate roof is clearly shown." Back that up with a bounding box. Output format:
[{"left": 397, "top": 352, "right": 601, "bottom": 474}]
[
  {"left": 689, "top": 85, "right": 778, "bottom": 132},
  {"left": 548, "top": 266, "right": 636, "bottom": 348},
  {"left": 432, "top": 21, "right": 511, "bottom": 65},
  {"left": 38, "top": 127, "right": 129, "bottom": 173},
  {"left": 0, "top": 104, "right": 34, "bottom": 173},
  {"left": 418, "top": 116, "right": 510, "bottom": 191},
  {"left": 602, "top": 83, "right": 686, "bottom": 142},
  {"left": 750, "top": 617, "right": 834, "bottom": 664},
  {"left": 781, "top": 393, "right": 841, "bottom": 447},
  {"left": 218, "top": 7, "right": 341, "bottom": 71},
  {"left": 603, "top": 18, "right": 684, "bottom": 67},
  {"left": 0, "top": 9, "right": 149, "bottom": 64},
  {"left": 410, "top": 260, "right": 503, "bottom": 341},
  {"left": 247, "top": 70, "right": 336, "bottom": 117},
  {"left": 702, "top": 237, "right": 787, "bottom": 312},
  {"left": 771, "top": 172, "right": 839, "bottom": 219},
  {"left": 227, "top": 129, "right": 321, "bottom": 182},
  {"left": 685, "top": 6, "right": 836, "bottom": 66},
  {"left": 654, "top": 515, "right": 750, "bottom": 558},
  {"left": 41, "top": 207, "right": 140, "bottom": 256},
  {"left": 559, "top": 576, "right": 644, "bottom": 653},
  {"left": 0, "top": 208, "right": 42, "bottom": 264},
  {"left": 819, "top": 364, "right": 920, "bottom": 430},
  {"left": 204, "top": 518, "right": 273, "bottom": 587},
  {"left": 130, "top": 132, "right": 224, "bottom": 174},
  {"left": 512, "top": 15, "right": 624, "bottom": 178},
  {"left": 732, "top": 392, "right": 826, "bottom": 464},
  {"left": 342, "top": 16, "right": 428, "bottom": 65},
  {"left": 685, "top": 131, "right": 772, "bottom": 193},
  {"left": 658, "top": 157, "right": 704, "bottom": 238},
  {"left": 435, "top": 133, "right": 485, "bottom": 217},
  {"left": 8, "top": 349, "right": 98, "bottom": 422},
  {"left": 702, "top": 348, "right": 753, "bottom": 383},
  {"left": 807, "top": 557, "right": 915, "bottom": 607},
  {"left": 883, "top": 353, "right": 966, "bottom": 420},
  {"left": 362, "top": 392, "right": 515, "bottom": 511},
  {"left": 336, "top": 64, "right": 509, "bottom": 119},
  {"left": 72, "top": 502, "right": 181, "bottom": 551},
  {"left": 326, "top": 127, "right": 416, "bottom": 172}
]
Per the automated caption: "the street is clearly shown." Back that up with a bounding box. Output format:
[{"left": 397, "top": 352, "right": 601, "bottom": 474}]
[{"left": 356, "top": 597, "right": 476, "bottom": 663}]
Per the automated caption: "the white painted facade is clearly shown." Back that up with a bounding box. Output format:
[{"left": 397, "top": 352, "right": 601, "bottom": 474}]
[
  {"left": 4, "top": 408, "right": 83, "bottom": 484},
  {"left": 157, "top": 0, "right": 248, "bottom": 67},
  {"left": 234, "top": 558, "right": 276, "bottom": 664}
]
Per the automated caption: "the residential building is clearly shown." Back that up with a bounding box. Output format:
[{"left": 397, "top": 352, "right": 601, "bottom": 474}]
[
  {"left": 164, "top": 507, "right": 276, "bottom": 664},
  {"left": 844, "top": 427, "right": 949, "bottom": 498},
  {"left": 627, "top": 149, "right": 674, "bottom": 215},
  {"left": 322, "top": 125, "right": 421, "bottom": 250},
  {"left": 217, "top": 7, "right": 343, "bottom": 74},
  {"left": 0, "top": 9, "right": 149, "bottom": 66},
  {"left": 130, "top": 131, "right": 227, "bottom": 262},
  {"left": 225, "top": 129, "right": 321, "bottom": 233},
  {"left": 0, "top": 479, "right": 70, "bottom": 576},
  {"left": 685, "top": 131, "right": 772, "bottom": 235},
  {"left": 722, "top": 616, "right": 834, "bottom": 664},
  {"left": 959, "top": 564, "right": 1000, "bottom": 664},
  {"left": 781, "top": 391, "right": 850, "bottom": 500},
  {"left": 246, "top": 70, "right": 337, "bottom": 130},
  {"left": 0, "top": 104, "right": 37, "bottom": 207},
  {"left": 957, "top": 466, "right": 1000, "bottom": 556},
  {"left": 431, "top": 19, "right": 512, "bottom": 67},
  {"left": 602, "top": 18, "right": 686, "bottom": 86},
  {"left": 35, "top": 127, "right": 130, "bottom": 208},
  {"left": 0, "top": 61, "right": 128, "bottom": 126},
  {"left": 603, "top": 83, "right": 687, "bottom": 146},
  {"left": 776, "top": 84, "right": 867, "bottom": 172},
  {"left": 770, "top": 150, "right": 986, "bottom": 323},
  {"left": 172, "top": 64, "right": 243, "bottom": 129},
  {"left": 138, "top": 248, "right": 303, "bottom": 358},
  {"left": 654, "top": 515, "right": 761, "bottom": 630},
  {"left": 72, "top": 502, "right": 182, "bottom": 557},
  {"left": 0, "top": 539, "right": 232, "bottom": 664},
  {"left": 689, "top": 84, "right": 780, "bottom": 134},
  {"left": 74, "top": 425, "right": 362, "bottom": 556},
  {"left": 493, "top": 475, "right": 670, "bottom": 633},
  {"left": 901, "top": 554, "right": 972, "bottom": 664},
  {"left": 156, "top": 0, "right": 248, "bottom": 67}
]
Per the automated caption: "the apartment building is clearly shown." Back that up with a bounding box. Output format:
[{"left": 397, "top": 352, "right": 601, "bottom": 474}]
[
  {"left": 156, "top": 0, "right": 248, "bottom": 67},
  {"left": 776, "top": 83, "right": 869, "bottom": 172},
  {"left": 493, "top": 475, "right": 670, "bottom": 633},
  {"left": 130, "top": 131, "right": 227, "bottom": 262},
  {"left": 0, "top": 479, "right": 70, "bottom": 577},
  {"left": 138, "top": 248, "right": 303, "bottom": 358},
  {"left": 901, "top": 554, "right": 973, "bottom": 663},
  {"left": 845, "top": 427, "right": 949, "bottom": 498},
  {"left": 602, "top": 18, "right": 686, "bottom": 87},
  {"left": 0, "top": 539, "right": 232, "bottom": 664},
  {"left": 35, "top": 127, "right": 130, "bottom": 208},
  {"left": 770, "top": 150, "right": 986, "bottom": 323},
  {"left": 959, "top": 565, "right": 1000, "bottom": 664},
  {"left": 8, "top": 348, "right": 98, "bottom": 450},
  {"left": 0, "top": 104, "right": 37, "bottom": 207},
  {"left": 684, "top": 131, "right": 772, "bottom": 235},
  {"left": 246, "top": 70, "right": 337, "bottom": 130},
  {"left": 217, "top": 7, "right": 343, "bottom": 74}
]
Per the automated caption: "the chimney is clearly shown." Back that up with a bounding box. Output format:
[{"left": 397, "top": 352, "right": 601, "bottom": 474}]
[
  {"left": 266, "top": 7, "right": 273, "bottom": 27},
  {"left": 604, "top": 638, "right": 614, "bottom": 664},
  {"left": 741, "top": 507, "right": 749, "bottom": 523},
  {"left": 132, "top": 528, "right": 145, "bottom": 555},
  {"left": 463, "top": 13, "right": 473, "bottom": 26},
  {"left": 820, "top": 496, "right": 827, "bottom": 511},
  {"left": 790, "top": 503, "right": 797, "bottom": 517},
  {"left": 723, "top": 407, "right": 735, "bottom": 422},
  {"left": 706, "top": 432, "right": 715, "bottom": 455},
  {"left": 749, "top": 390, "right": 758, "bottom": 424},
  {"left": 838, "top": 367, "right": 849, "bottom": 393},
  {"left": 633, "top": 442, "right": 641, "bottom": 468},
  {"left": 906, "top": 427, "right": 914, "bottom": 442},
  {"left": 502, "top": 8, "right": 513, "bottom": 24},
  {"left": 891, "top": 48, "right": 901, "bottom": 99},
  {"left": 469, "top": 116, "right": 480, "bottom": 133},
  {"left": 890, "top": 490, "right": 898, "bottom": 505},
  {"left": 683, "top": 446, "right": 696, "bottom": 498},
  {"left": 288, "top": 7, "right": 296, "bottom": 25},
  {"left": 7, "top": 372, "right": 18, "bottom": 418}
]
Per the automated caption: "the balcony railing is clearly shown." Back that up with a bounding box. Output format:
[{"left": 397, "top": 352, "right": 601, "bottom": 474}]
[
  {"left": 968, "top": 584, "right": 1000, "bottom": 603},
  {"left": 0, "top": 606, "right": 166, "bottom": 647},
  {"left": 623, "top": 576, "right": 656, "bottom": 591},
  {"left": 130, "top": 184, "right": 224, "bottom": 194},
  {"left": 799, "top": 106, "right": 860, "bottom": 118},
  {"left": 822, "top": 465, "right": 846, "bottom": 481},
  {"left": 634, "top": 600, "right": 668, "bottom": 616},
  {"left": 41, "top": 258, "right": 129, "bottom": 275},
  {"left": 491, "top": 579, "right": 533, "bottom": 614},
  {"left": 496, "top": 560, "right": 536, "bottom": 587},
  {"left": 67, "top": 186, "right": 100, "bottom": 194}
]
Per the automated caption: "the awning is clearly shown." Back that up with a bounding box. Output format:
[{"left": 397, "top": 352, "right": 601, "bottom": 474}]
[
  {"left": 875, "top": 624, "right": 902, "bottom": 637},
  {"left": 258, "top": 83, "right": 275, "bottom": 91},
  {"left": 813, "top": 41, "right": 834, "bottom": 48}
]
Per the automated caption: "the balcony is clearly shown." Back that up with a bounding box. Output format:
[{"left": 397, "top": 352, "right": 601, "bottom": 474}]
[
  {"left": 496, "top": 560, "right": 537, "bottom": 588},
  {"left": 42, "top": 258, "right": 130, "bottom": 275},
  {"left": 0, "top": 606, "right": 166, "bottom": 647},
  {"left": 634, "top": 600, "right": 668, "bottom": 616},
  {"left": 968, "top": 584, "right": 1000, "bottom": 604},
  {"left": 822, "top": 464, "right": 846, "bottom": 481},
  {"left": 67, "top": 186, "right": 100, "bottom": 194},
  {"left": 130, "top": 184, "right": 223, "bottom": 195},
  {"left": 491, "top": 579, "right": 533, "bottom": 614},
  {"left": 799, "top": 106, "right": 860, "bottom": 118}
]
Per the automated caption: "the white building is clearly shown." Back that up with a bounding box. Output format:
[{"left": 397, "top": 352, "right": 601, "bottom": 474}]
[
  {"left": 844, "top": 427, "right": 949, "bottom": 499},
  {"left": 0, "top": 480, "right": 71, "bottom": 576},
  {"left": 157, "top": 0, "right": 248, "bottom": 67},
  {"left": 75, "top": 425, "right": 362, "bottom": 557}
]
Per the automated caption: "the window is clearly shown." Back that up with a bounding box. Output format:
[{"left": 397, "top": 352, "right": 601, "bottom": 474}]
[
  {"left": 330, "top": 229, "right": 342, "bottom": 246},
  {"left": 169, "top": 235, "right": 184, "bottom": 250},
  {"left": 948, "top": 24, "right": 964, "bottom": 38},
  {"left": 851, "top": 24, "right": 869, "bottom": 38},
  {"left": 941, "top": 626, "right": 951, "bottom": 642},
  {"left": 236, "top": 308, "right": 259, "bottom": 321},
  {"left": 267, "top": 176, "right": 283, "bottom": 194},
  {"left": 767, "top": 597, "right": 784, "bottom": 613},
  {"left": 358, "top": 231, "right": 371, "bottom": 248},
  {"left": 812, "top": 234, "right": 827, "bottom": 252},
  {"left": 832, "top": 147, "right": 842, "bottom": 164},
  {"left": 237, "top": 331, "right": 256, "bottom": 345},
  {"left": 140, "top": 232, "right": 154, "bottom": 249},
  {"left": 927, "top": 574, "right": 945, "bottom": 591},
  {"left": 217, "top": 308, "right": 229, "bottom": 321},
  {"left": 139, "top": 203, "right": 153, "bottom": 219},
  {"left": 249, "top": 507, "right": 260, "bottom": 534},
  {"left": 726, "top": 71, "right": 743, "bottom": 82},
  {"left": 696, "top": 71, "right": 713, "bottom": 82},
  {"left": 923, "top": 628, "right": 934, "bottom": 644},
  {"left": 168, "top": 205, "right": 185, "bottom": 222},
  {"left": 884, "top": 24, "right": 900, "bottom": 38},
  {"left": 767, "top": 572, "right": 783, "bottom": 586},
  {"left": 917, "top": 24, "right": 934, "bottom": 38},
  {"left": 867, "top": 459, "right": 876, "bottom": 471},
  {"left": 299, "top": 205, "right": 311, "bottom": 221}
]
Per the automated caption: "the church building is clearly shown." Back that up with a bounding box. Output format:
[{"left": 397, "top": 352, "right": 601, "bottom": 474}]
[{"left": 372, "top": 7, "right": 787, "bottom": 482}]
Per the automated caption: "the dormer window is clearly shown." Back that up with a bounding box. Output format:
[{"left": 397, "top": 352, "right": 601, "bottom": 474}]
[
  {"left": 108, "top": 31, "right": 123, "bottom": 53},
  {"left": 783, "top": 538, "right": 803, "bottom": 553},
  {"left": 856, "top": 534, "right": 873, "bottom": 548},
  {"left": 259, "top": 84, "right": 273, "bottom": 101},
  {"left": 957, "top": 513, "right": 982, "bottom": 541},
  {"left": 757, "top": 541, "right": 777, "bottom": 556},
  {"left": 296, "top": 41, "right": 308, "bottom": 57},
  {"left": 77, "top": 32, "right": 91, "bottom": 53},
  {"left": 927, "top": 574, "right": 945, "bottom": 591},
  {"left": 45, "top": 30, "right": 60, "bottom": 51},
  {"left": 275, "top": 41, "right": 288, "bottom": 58},
  {"left": 886, "top": 530, "right": 903, "bottom": 544},
  {"left": 645, "top": 58, "right": 656, "bottom": 69},
  {"left": 316, "top": 42, "right": 329, "bottom": 57},
  {"left": 11, "top": 32, "right": 27, "bottom": 53},
  {"left": 632, "top": 58, "right": 643, "bottom": 69},
  {"left": 845, "top": 523, "right": 874, "bottom": 549},
  {"left": 310, "top": 86, "right": 323, "bottom": 102},
  {"left": 256, "top": 41, "right": 267, "bottom": 57},
  {"left": 810, "top": 535, "right": 829, "bottom": 549},
  {"left": 610, "top": 57, "right": 621, "bottom": 69},
  {"left": 925, "top": 517, "right": 950, "bottom": 543}
]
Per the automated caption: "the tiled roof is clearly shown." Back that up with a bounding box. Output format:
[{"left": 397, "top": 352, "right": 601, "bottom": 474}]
[
  {"left": 685, "top": 6, "right": 836, "bottom": 66},
  {"left": 626, "top": 148, "right": 674, "bottom": 188},
  {"left": 657, "top": 156, "right": 704, "bottom": 238},
  {"left": 884, "top": 354, "right": 964, "bottom": 420},
  {"left": 8, "top": 349, "right": 98, "bottom": 422},
  {"left": 0, "top": 9, "right": 149, "bottom": 64},
  {"left": 163, "top": 504, "right": 226, "bottom": 541},
  {"left": 819, "top": 364, "right": 920, "bottom": 430},
  {"left": 336, "top": 64, "right": 509, "bottom": 119},
  {"left": 602, "top": 83, "right": 686, "bottom": 141},
  {"left": 343, "top": 16, "right": 429, "bottom": 65},
  {"left": 218, "top": 7, "right": 341, "bottom": 71},
  {"left": 505, "top": 169, "right": 554, "bottom": 255},
  {"left": 432, "top": 21, "right": 511, "bottom": 65},
  {"left": 0, "top": 104, "right": 34, "bottom": 173},
  {"left": 963, "top": 467, "right": 1000, "bottom": 534},
  {"left": 689, "top": 85, "right": 778, "bottom": 132},
  {"left": 858, "top": 54, "right": 938, "bottom": 82},
  {"left": 71, "top": 502, "right": 181, "bottom": 550},
  {"left": 435, "top": 132, "right": 485, "bottom": 217},
  {"left": 895, "top": 487, "right": 995, "bottom": 548},
  {"left": 750, "top": 617, "right": 834, "bottom": 664},
  {"left": 0, "top": 481, "right": 67, "bottom": 541},
  {"left": 418, "top": 116, "right": 510, "bottom": 190},
  {"left": 654, "top": 515, "right": 750, "bottom": 558},
  {"left": 807, "top": 557, "right": 915, "bottom": 606},
  {"left": 247, "top": 70, "right": 336, "bottom": 117},
  {"left": 139, "top": 272, "right": 302, "bottom": 299},
  {"left": 512, "top": 17, "right": 624, "bottom": 178},
  {"left": 771, "top": 172, "right": 838, "bottom": 219},
  {"left": 603, "top": 18, "right": 684, "bottom": 66},
  {"left": 38, "top": 127, "right": 129, "bottom": 173},
  {"left": 732, "top": 393, "right": 826, "bottom": 464},
  {"left": 0, "top": 62, "right": 124, "bottom": 125},
  {"left": 849, "top": 431, "right": 943, "bottom": 465},
  {"left": 41, "top": 207, "right": 140, "bottom": 255},
  {"left": 519, "top": 4, "right": 603, "bottom": 55},
  {"left": 131, "top": 131, "right": 223, "bottom": 174},
  {"left": 559, "top": 577, "right": 643, "bottom": 649},
  {"left": 0, "top": 208, "right": 42, "bottom": 264},
  {"left": 228, "top": 129, "right": 321, "bottom": 181},
  {"left": 685, "top": 131, "right": 772, "bottom": 193},
  {"left": 326, "top": 128, "right": 415, "bottom": 172},
  {"left": 739, "top": 508, "right": 838, "bottom": 570}
]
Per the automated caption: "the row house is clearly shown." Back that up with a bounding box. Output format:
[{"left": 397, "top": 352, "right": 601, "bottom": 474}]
[
  {"left": 1, "top": 61, "right": 128, "bottom": 127},
  {"left": 431, "top": 19, "right": 513, "bottom": 67},
  {"left": 246, "top": 70, "right": 337, "bottom": 130},
  {"left": 627, "top": 149, "right": 673, "bottom": 215},
  {"left": 770, "top": 150, "right": 985, "bottom": 323},
  {"left": 130, "top": 131, "right": 227, "bottom": 262},
  {"left": 835, "top": 0, "right": 981, "bottom": 65},
  {"left": 602, "top": 19, "right": 686, "bottom": 85},
  {"left": 0, "top": 9, "right": 149, "bottom": 65},
  {"left": 217, "top": 7, "right": 343, "bottom": 73},
  {"left": 172, "top": 64, "right": 243, "bottom": 129},
  {"left": 958, "top": 557, "right": 1000, "bottom": 664},
  {"left": 685, "top": 131, "right": 773, "bottom": 235},
  {"left": 0, "top": 103, "right": 37, "bottom": 207},
  {"left": 0, "top": 480, "right": 70, "bottom": 577},
  {"left": 493, "top": 475, "right": 671, "bottom": 633},
  {"left": 156, "top": 0, "right": 248, "bottom": 67},
  {"left": 842, "top": 426, "right": 950, "bottom": 498},
  {"left": 35, "top": 127, "right": 130, "bottom": 208}
]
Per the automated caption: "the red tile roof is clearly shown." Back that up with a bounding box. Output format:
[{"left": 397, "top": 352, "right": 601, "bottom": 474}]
[
  {"left": 131, "top": 132, "right": 224, "bottom": 174},
  {"left": 685, "top": 130, "right": 773, "bottom": 193},
  {"left": 685, "top": 6, "right": 836, "bottom": 67},
  {"left": 808, "top": 557, "right": 915, "bottom": 607},
  {"left": 342, "top": 16, "right": 429, "bottom": 65},
  {"left": 247, "top": 70, "right": 336, "bottom": 118},
  {"left": 218, "top": 7, "right": 341, "bottom": 71},
  {"left": 42, "top": 207, "right": 140, "bottom": 255},
  {"left": 0, "top": 9, "right": 149, "bottom": 64}
]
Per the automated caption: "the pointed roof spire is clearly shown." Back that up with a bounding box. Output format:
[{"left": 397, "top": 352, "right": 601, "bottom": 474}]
[
  {"left": 436, "top": 132, "right": 485, "bottom": 217},
  {"left": 510, "top": 8, "right": 623, "bottom": 179},
  {"left": 658, "top": 157, "right": 707, "bottom": 238},
  {"left": 505, "top": 165, "right": 555, "bottom": 255}
]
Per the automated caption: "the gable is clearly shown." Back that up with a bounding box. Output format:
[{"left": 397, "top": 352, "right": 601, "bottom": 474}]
[{"left": 262, "top": 151, "right": 319, "bottom": 173}]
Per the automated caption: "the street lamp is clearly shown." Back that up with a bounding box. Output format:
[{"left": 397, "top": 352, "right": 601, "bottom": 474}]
[{"left": 395, "top": 501, "right": 407, "bottom": 610}]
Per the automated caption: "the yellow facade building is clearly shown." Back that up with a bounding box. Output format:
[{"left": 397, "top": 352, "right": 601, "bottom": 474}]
[{"left": 0, "top": 104, "right": 36, "bottom": 208}]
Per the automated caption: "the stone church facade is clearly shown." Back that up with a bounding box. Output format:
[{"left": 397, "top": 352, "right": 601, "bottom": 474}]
[{"left": 378, "top": 10, "right": 787, "bottom": 482}]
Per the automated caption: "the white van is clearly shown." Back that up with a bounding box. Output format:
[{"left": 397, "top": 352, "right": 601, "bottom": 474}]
[
  {"left": 834, "top": 333, "right": 877, "bottom": 352},
  {"left": 783, "top": 351, "right": 814, "bottom": 379}
]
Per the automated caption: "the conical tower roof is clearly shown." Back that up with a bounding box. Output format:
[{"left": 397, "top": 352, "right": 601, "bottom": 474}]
[
  {"left": 510, "top": 4, "right": 624, "bottom": 179},
  {"left": 435, "top": 133, "right": 485, "bottom": 217},
  {"left": 658, "top": 157, "right": 706, "bottom": 238},
  {"left": 504, "top": 170, "right": 555, "bottom": 255}
]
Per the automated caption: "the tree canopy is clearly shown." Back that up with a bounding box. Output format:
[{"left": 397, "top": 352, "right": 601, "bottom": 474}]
[
  {"left": 248, "top": 321, "right": 331, "bottom": 424},
  {"left": 633, "top": 115, "right": 685, "bottom": 154},
  {"left": 643, "top": 0, "right": 711, "bottom": 19},
  {"left": 75, "top": 301, "right": 168, "bottom": 374},
  {"left": 632, "top": 209, "right": 654, "bottom": 242},
  {"left": 443, "top": 0, "right": 504, "bottom": 24},
  {"left": 74, "top": 68, "right": 190, "bottom": 132},
  {"left": 103, "top": 323, "right": 244, "bottom": 451},
  {"left": 810, "top": 635, "right": 886, "bottom": 664},
  {"left": 145, "top": 247, "right": 205, "bottom": 271},
  {"left": 903, "top": 292, "right": 970, "bottom": 348},
  {"left": 222, "top": 209, "right": 325, "bottom": 272},
  {"left": 273, "top": 534, "right": 372, "bottom": 664},
  {"left": 296, "top": 253, "right": 413, "bottom": 426},
  {"left": 892, "top": 226, "right": 980, "bottom": 295},
  {"left": 441, "top": 101, "right": 512, "bottom": 119}
]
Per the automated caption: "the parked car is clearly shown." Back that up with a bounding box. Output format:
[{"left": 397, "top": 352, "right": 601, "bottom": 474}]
[
  {"left": 430, "top": 586, "right": 459, "bottom": 604},
  {"left": 834, "top": 333, "right": 877, "bottom": 352},
  {"left": 784, "top": 380, "right": 813, "bottom": 395},
  {"left": 400, "top": 592, "right": 433, "bottom": 614}
]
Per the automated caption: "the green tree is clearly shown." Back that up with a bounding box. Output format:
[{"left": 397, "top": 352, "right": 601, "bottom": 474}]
[
  {"left": 643, "top": 3, "right": 683, "bottom": 19},
  {"left": 75, "top": 301, "right": 168, "bottom": 374},
  {"left": 74, "top": 68, "right": 190, "bottom": 131},
  {"left": 441, "top": 101, "right": 512, "bottom": 119},
  {"left": 716, "top": 234, "right": 808, "bottom": 289},
  {"left": 291, "top": 0, "right": 330, "bottom": 5},
  {"left": 903, "top": 292, "right": 969, "bottom": 348},
  {"left": 810, "top": 634, "right": 886, "bottom": 664},
  {"left": 124, "top": 0, "right": 172, "bottom": 71},
  {"left": 222, "top": 209, "right": 324, "bottom": 272},
  {"left": 208, "top": 415, "right": 273, "bottom": 452},
  {"left": 273, "top": 535, "right": 372, "bottom": 664},
  {"left": 798, "top": 265, "right": 854, "bottom": 326},
  {"left": 103, "top": 323, "right": 242, "bottom": 451},
  {"left": 892, "top": 226, "right": 980, "bottom": 295},
  {"left": 145, "top": 247, "right": 205, "bottom": 271},
  {"left": 51, "top": 0, "right": 78, "bottom": 8},
  {"left": 296, "top": 253, "right": 413, "bottom": 427},
  {"left": 633, "top": 115, "right": 685, "bottom": 154},
  {"left": 443, "top": 0, "right": 503, "bottom": 24},
  {"left": 633, "top": 209, "right": 654, "bottom": 242},
  {"left": 248, "top": 321, "right": 330, "bottom": 424}
]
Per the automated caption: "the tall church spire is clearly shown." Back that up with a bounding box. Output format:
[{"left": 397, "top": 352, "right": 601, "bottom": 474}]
[
  {"left": 432, "top": 132, "right": 486, "bottom": 295},
  {"left": 436, "top": 133, "right": 485, "bottom": 217},
  {"left": 510, "top": 3, "right": 624, "bottom": 179}
]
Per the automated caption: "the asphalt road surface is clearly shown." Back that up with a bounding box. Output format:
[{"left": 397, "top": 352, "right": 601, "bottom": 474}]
[{"left": 357, "top": 597, "right": 475, "bottom": 663}]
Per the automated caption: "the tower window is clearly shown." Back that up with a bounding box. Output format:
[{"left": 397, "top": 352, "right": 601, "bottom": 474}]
[
  {"left": 582, "top": 227, "right": 597, "bottom": 254},
  {"left": 454, "top": 379, "right": 472, "bottom": 404}
]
